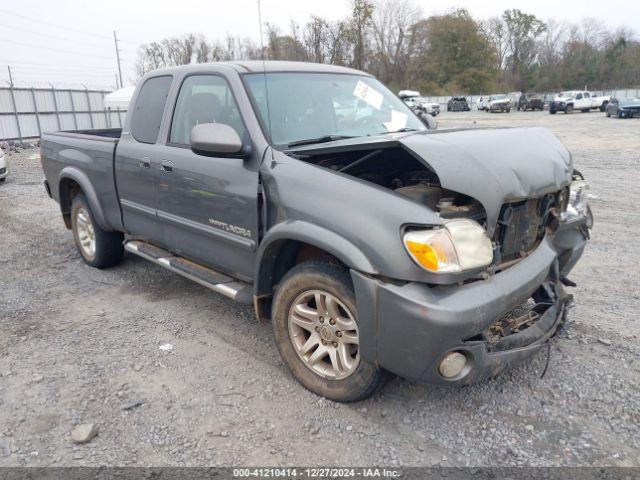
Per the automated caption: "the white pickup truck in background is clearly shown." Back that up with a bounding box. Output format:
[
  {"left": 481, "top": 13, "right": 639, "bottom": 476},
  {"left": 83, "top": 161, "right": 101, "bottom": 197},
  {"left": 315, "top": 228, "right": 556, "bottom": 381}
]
[{"left": 549, "top": 90, "right": 610, "bottom": 114}]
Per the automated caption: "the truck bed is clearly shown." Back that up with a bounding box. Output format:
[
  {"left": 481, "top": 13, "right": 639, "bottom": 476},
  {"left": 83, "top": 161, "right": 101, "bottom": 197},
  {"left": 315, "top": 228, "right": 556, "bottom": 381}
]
[
  {"left": 40, "top": 128, "right": 124, "bottom": 232},
  {"left": 47, "top": 128, "right": 122, "bottom": 140}
]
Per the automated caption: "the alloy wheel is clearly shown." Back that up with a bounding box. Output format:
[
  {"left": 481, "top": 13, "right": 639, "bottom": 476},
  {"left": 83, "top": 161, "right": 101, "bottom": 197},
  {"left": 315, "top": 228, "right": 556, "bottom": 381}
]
[{"left": 288, "top": 289, "right": 360, "bottom": 380}]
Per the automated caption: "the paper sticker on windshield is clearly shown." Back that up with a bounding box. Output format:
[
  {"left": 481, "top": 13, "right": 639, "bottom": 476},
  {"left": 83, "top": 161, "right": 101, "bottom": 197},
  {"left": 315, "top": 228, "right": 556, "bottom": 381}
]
[
  {"left": 383, "top": 110, "right": 408, "bottom": 132},
  {"left": 353, "top": 81, "right": 383, "bottom": 110}
]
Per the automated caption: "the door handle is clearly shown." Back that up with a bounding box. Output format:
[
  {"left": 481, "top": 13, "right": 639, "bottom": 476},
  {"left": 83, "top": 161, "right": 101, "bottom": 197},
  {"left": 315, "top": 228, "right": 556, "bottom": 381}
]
[
  {"left": 138, "top": 158, "right": 150, "bottom": 168},
  {"left": 160, "top": 161, "right": 173, "bottom": 173}
]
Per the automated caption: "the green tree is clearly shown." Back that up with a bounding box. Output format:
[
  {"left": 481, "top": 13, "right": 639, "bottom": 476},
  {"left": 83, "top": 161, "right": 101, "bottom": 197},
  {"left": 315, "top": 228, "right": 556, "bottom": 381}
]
[
  {"left": 414, "top": 9, "right": 496, "bottom": 93},
  {"left": 502, "top": 9, "right": 546, "bottom": 90}
]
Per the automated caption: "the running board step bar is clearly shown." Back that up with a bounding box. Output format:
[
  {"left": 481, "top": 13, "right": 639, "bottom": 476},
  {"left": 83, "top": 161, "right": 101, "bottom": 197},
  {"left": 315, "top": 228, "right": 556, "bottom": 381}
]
[{"left": 124, "top": 240, "right": 252, "bottom": 305}]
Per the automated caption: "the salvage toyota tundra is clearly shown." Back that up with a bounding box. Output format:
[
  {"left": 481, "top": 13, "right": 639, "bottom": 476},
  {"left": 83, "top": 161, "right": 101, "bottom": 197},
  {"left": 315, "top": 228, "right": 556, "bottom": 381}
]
[{"left": 40, "top": 61, "right": 591, "bottom": 402}]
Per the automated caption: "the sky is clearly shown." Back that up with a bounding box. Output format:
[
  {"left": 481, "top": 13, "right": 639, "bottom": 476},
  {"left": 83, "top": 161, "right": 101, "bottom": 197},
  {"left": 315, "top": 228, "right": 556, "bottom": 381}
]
[{"left": 1, "top": 0, "right": 639, "bottom": 89}]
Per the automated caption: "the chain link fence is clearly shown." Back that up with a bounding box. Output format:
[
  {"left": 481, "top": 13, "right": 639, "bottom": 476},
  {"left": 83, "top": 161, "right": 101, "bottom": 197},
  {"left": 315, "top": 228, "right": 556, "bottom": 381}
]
[{"left": 0, "top": 81, "right": 125, "bottom": 142}]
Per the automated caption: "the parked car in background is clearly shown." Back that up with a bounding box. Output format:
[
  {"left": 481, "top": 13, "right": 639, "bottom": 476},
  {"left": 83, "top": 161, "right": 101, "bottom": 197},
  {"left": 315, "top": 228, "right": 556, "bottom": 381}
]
[
  {"left": 518, "top": 93, "right": 544, "bottom": 111},
  {"left": 605, "top": 97, "right": 640, "bottom": 118},
  {"left": 476, "top": 96, "right": 488, "bottom": 111},
  {"left": 398, "top": 90, "right": 440, "bottom": 116},
  {"left": 549, "top": 90, "right": 610, "bottom": 114},
  {"left": 486, "top": 94, "right": 512, "bottom": 113},
  {"left": 0, "top": 149, "right": 8, "bottom": 182},
  {"left": 40, "top": 61, "right": 591, "bottom": 402},
  {"left": 447, "top": 96, "right": 470, "bottom": 111}
]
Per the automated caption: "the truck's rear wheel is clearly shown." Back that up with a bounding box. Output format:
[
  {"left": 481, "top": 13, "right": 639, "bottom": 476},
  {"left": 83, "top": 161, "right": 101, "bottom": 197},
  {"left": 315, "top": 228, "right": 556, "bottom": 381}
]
[
  {"left": 71, "top": 193, "right": 123, "bottom": 268},
  {"left": 272, "top": 260, "right": 385, "bottom": 402}
]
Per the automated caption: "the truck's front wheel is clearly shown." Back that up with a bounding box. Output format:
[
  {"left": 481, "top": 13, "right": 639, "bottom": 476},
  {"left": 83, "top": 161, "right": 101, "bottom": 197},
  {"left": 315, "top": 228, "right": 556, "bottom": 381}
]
[
  {"left": 272, "top": 260, "right": 385, "bottom": 402},
  {"left": 71, "top": 193, "right": 123, "bottom": 268}
]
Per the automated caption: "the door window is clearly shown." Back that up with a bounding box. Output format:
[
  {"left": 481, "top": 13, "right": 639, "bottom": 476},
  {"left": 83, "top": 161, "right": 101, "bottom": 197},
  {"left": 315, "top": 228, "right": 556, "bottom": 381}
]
[
  {"left": 584, "top": 92, "right": 591, "bottom": 98},
  {"left": 575, "top": 93, "right": 583, "bottom": 100},
  {"left": 169, "top": 75, "right": 246, "bottom": 146},
  {"left": 131, "top": 75, "right": 173, "bottom": 144}
]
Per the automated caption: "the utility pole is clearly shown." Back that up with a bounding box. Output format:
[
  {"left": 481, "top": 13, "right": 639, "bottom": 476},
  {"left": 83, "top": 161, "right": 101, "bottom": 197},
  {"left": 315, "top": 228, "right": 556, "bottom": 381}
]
[
  {"left": 113, "top": 30, "right": 123, "bottom": 89},
  {"left": 7, "top": 65, "right": 14, "bottom": 86}
]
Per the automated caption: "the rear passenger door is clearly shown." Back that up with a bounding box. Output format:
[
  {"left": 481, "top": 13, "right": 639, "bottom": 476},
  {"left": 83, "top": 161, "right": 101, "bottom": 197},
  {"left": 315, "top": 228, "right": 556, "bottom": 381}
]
[
  {"left": 155, "top": 73, "right": 259, "bottom": 281},
  {"left": 115, "top": 75, "right": 173, "bottom": 243}
]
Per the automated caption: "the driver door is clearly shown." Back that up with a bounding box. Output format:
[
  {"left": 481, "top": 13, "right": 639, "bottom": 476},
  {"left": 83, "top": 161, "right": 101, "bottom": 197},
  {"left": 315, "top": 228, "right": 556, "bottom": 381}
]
[{"left": 155, "top": 73, "right": 259, "bottom": 281}]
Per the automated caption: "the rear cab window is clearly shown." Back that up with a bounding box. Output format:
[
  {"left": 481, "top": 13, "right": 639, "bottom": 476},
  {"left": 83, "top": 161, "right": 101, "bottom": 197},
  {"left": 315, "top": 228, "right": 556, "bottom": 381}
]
[{"left": 130, "top": 75, "right": 173, "bottom": 144}]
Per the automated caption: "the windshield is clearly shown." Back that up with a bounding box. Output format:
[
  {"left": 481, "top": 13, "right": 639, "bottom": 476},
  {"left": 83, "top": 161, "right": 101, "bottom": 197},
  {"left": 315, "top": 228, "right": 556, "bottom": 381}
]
[
  {"left": 620, "top": 97, "right": 640, "bottom": 105},
  {"left": 492, "top": 94, "right": 508, "bottom": 100},
  {"left": 244, "top": 73, "right": 425, "bottom": 148}
]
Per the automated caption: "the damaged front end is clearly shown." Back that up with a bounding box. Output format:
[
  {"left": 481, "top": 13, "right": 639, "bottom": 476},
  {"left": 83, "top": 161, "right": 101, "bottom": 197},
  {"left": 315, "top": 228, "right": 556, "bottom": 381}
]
[{"left": 270, "top": 126, "right": 590, "bottom": 383}]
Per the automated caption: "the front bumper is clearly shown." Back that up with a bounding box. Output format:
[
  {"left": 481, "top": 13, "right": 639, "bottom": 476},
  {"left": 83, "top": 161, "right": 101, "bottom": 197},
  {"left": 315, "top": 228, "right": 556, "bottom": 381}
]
[
  {"left": 620, "top": 108, "right": 640, "bottom": 118},
  {"left": 489, "top": 103, "right": 510, "bottom": 111},
  {"left": 352, "top": 232, "right": 586, "bottom": 385}
]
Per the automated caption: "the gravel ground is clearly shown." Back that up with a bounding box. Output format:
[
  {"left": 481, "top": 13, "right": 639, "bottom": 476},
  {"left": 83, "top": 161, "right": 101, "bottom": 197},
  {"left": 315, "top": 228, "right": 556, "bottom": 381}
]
[{"left": 0, "top": 110, "right": 639, "bottom": 467}]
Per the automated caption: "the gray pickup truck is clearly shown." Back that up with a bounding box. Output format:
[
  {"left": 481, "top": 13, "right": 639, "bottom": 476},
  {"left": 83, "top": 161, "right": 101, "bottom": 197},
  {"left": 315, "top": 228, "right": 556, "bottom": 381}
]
[{"left": 40, "top": 61, "right": 591, "bottom": 402}]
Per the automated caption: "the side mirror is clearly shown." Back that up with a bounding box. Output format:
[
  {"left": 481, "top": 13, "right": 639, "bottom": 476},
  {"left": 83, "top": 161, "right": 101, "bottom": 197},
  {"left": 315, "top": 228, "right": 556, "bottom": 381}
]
[
  {"left": 419, "top": 112, "right": 437, "bottom": 130},
  {"left": 190, "top": 123, "right": 247, "bottom": 157}
]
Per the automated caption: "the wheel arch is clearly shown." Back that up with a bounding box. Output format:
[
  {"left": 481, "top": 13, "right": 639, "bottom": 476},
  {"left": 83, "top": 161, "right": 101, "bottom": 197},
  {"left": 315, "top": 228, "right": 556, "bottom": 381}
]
[
  {"left": 253, "top": 221, "right": 377, "bottom": 320},
  {"left": 58, "top": 167, "right": 110, "bottom": 231}
]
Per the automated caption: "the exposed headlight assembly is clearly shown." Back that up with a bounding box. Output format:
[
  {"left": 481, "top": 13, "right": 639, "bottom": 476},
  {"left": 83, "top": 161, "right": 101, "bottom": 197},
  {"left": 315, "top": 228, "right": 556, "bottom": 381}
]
[
  {"left": 403, "top": 219, "right": 493, "bottom": 273},
  {"left": 564, "top": 180, "right": 589, "bottom": 218}
]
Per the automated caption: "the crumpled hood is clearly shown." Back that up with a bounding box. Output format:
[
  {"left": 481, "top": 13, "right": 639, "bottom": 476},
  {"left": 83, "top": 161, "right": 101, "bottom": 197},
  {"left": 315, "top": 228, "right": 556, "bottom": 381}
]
[
  {"left": 554, "top": 95, "right": 573, "bottom": 102},
  {"left": 401, "top": 127, "right": 572, "bottom": 235}
]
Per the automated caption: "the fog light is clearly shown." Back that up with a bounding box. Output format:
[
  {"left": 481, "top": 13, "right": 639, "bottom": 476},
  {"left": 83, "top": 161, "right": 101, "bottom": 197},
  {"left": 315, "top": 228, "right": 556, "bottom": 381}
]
[{"left": 438, "top": 352, "right": 467, "bottom": 378}]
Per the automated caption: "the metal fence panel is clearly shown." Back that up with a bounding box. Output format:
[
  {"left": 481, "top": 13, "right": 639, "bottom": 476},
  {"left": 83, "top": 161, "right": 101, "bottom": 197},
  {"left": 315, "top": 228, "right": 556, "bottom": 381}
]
[
  {"left": 34, "top": 90, "right": 55, "bottom": 111},
  {"left": 14, "top": 90, "right": 35, "bottom": 111},
  {"left": 0, "top": 115, "right": 18, "bottom": 139},
  {"left": 59, "top": 113, "right": 76, "bottom": 130},
  {"left": 39, "top": 115, "right": 59, "bottom": 133},
  {"left": 91, "top": 112, "right": 107, "bottom": 129},
  {"left": 54, "top": 90, "right": 72, "bottom": 111},
  {"left": 18, "top": 114, "right": 38, "bottom": 137},
  {"left": 88, "top": 92, "right": 105, "bottom": 110},
  {"left": 71, "top": 91, "right": 89, "bottom": 111},
  {"left": 0, "top": 85, "right": 122, "bottom": 141},
  {"left": 0, "top": 89, "right": 13, "bottom": 113},
  {"left": 75, "top": 113, "right": 91, "bottom": 129}
]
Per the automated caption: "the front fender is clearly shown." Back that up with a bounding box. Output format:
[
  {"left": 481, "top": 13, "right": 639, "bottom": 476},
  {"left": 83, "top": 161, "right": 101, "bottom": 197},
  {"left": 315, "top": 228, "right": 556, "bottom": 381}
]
[
  {"left": 254, "top": 221, "right": 376, "bottom": 296},
  {"left": 58, "top": 166, "right": 111, "bottom": 231}
]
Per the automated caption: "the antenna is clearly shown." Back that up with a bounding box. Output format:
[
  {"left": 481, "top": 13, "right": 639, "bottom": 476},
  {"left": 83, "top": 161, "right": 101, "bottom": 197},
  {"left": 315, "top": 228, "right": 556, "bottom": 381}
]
[{"left": 257, "top": 0, "right": 274, "bottom": 160}]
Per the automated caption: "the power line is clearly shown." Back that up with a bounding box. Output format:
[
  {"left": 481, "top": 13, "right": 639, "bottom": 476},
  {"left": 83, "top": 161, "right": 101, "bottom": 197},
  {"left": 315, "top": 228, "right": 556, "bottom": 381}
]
[
  {"left": 1, "top": 61, "right": 117, "bottom": 72},
  {"left": 0, "top": 36, "right": 125, "bottom": 61},
  {"left": 0, "top": 7, "right": 139, "bottom": 48},
  {"left": 0, "top": 7, "right": 111, "bottom": 41},
  {"left": 0, "top": 22, "right": 117, "bottom": 50}
]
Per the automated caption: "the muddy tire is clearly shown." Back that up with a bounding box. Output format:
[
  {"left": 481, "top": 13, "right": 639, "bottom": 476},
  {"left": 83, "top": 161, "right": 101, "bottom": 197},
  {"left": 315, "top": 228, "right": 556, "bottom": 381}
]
[
  {"left": 71, "top": 193, "right": 123, "bottom": 269},
  {"left": 566, "top": 104, "right": 574, "bottom": 114},
  {"left": 272, "top": 260, "right": 386, "bottom": 402}
]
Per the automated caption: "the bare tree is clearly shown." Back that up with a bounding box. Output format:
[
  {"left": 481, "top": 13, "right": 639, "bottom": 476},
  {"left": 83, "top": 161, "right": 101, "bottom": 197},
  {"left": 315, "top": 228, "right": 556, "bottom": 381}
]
[
  {"left": 370, "top": 0, "right": 420, "bottom": 85},
  {"left": 133, "top": 5, "right": 639, "bottom": 93}
]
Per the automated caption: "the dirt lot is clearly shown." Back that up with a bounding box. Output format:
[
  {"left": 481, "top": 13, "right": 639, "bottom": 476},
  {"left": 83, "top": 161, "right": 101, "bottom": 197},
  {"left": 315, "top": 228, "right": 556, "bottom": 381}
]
[{"left": 1, "top": 110, "right": 639, "bottom": 467}]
